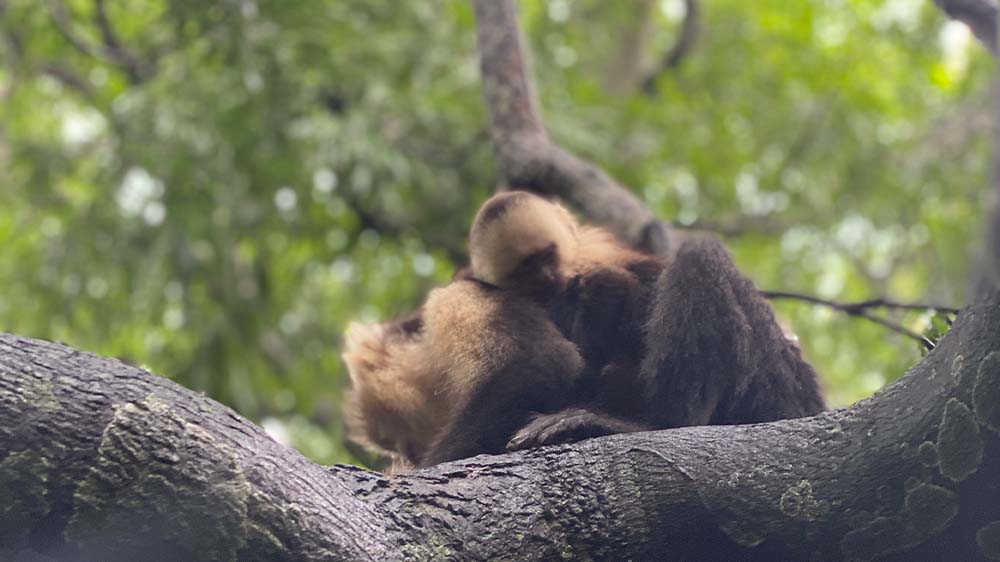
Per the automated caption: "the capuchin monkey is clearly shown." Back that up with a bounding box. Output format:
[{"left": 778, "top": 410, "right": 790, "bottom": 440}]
[
  {"left": 343, "top": 191, "right": 825, "bottom": 468},
  {"left": 467, "top": 191, "right": 666, "bottom": 447},
  {"left": 342, "top": 278, "right": 584, "bottom": 470}
]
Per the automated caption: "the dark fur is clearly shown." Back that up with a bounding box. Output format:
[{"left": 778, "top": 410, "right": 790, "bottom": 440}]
[
  {"left": 421, "top": 347, "right": 579, "bottom": 466},
  {"left": 640, "top": 236, "right": 825, "bottom": 426},
  {"left": 508, "top": 236, "right": 825, "bottom": 451},
  {"left": 418, "top": 280, "right": 583, "bottom": 467}
]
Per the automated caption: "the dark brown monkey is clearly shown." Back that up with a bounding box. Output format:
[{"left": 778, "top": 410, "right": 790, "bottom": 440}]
[
  {"left": 509, "top": 235, "right": 827, "bottom": 450},
  {"left": 465, "top": 191, "right": 824, "bottom": 450}
]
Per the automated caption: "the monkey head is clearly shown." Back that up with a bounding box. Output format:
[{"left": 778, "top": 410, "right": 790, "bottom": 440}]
[{"left": 469, "top": 191, "right": 581, "bottom": 299}]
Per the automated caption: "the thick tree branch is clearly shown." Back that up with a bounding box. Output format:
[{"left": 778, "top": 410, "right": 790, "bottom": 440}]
[
  {"left": 933, "top": 0, "right": 998, "bottom": 52},
  {"left": 968, "top": 4, "right": 1000, "bottom": 302},
  {"left": 641, "top": 0, "right": 701, "bottom": 95},
  {"left": 473, "top": 0, "right": 676, "bottom": 255},
  {"left": 1, "top": 290, "right": 998, "bottom": 560}
]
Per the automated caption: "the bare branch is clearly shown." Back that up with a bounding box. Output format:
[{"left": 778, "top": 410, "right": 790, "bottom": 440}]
[
  {"left": 47, "top": 0, "right": 147, "bottom": 83},
  {"left": 641, "top": 0, "right": 701, "bottom": 95},
  {"left": 933, "top": 0, "right": 998, "bottom": 52},
  {"left": 675, "top": 214, "right": 791, "bottom": 237},
  {"left": 762, "top": 290, "right": 959, "bottom": 349},
  {"left": 92, "top": 0, "right": 145, "bottom": 81},
  {"left": 2, "top": 289, "right": 999, "bottom": 560},
  {"left": 473, "top": 0, "right": 676, "bottom": 255},
  {"left": 473, "top": 0, "right": 544, "bottom": 139},
  {"left": 762, "top": 291, "right": 960, "bottom": 315}
]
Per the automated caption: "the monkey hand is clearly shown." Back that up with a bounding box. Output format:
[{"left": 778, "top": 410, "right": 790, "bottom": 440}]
[{"left": 506, "top": 408, "right": 650, "bottom": 452}]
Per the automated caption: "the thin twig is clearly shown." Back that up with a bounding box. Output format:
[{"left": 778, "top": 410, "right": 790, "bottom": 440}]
[
  {"left": 92, "top": 0, "right": 145, "bottom": 81},
  {"left": 0, "top": 10, "right": 95, "bottom": 99},
  {"left": 762, "top": 291, "right": 959, "bottom": 314},
  {"left": 47, "top": 0, "right": 147, "bottom": 83},
  {"left": 641, "top": 0, "right": 701, "bottom": 95},
  {"left": 762, "top": 290, "right": 959, "bottom": 349}
]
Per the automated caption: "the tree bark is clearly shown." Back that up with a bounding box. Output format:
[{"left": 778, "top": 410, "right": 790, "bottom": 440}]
[{"left": 1, "top": 286, "right": 999, "bottom": 561}]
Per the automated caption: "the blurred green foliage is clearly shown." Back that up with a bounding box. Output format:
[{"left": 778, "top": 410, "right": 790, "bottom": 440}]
[{"left": 0, "top": 0, "right": 990, "bottom": 464}]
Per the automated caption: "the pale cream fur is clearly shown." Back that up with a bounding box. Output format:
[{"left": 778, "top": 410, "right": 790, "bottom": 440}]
[{"left": 470, "top": 192, "right": 648, "bottom": 286}]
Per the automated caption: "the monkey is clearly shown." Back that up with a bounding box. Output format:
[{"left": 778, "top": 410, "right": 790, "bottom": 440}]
[
  {"left": 637, "top": 236, "right": 827, "bottom": 427},
  {"left": 463, "top": 191, "right": 825, "bottom": 451},
  {"left": 344, "top": 191, "right": 662, "bottom": 463},
  {"left": 342, "top": 277, "right": 584, "bottom": 469},
  {"left": 507, "top": 234, "right": 827, "bottom": 451},
  {"left": 343, "top": 191, "right": 826, "bottom": 468},
  {"left": 467, "top": 191, "right": 666, "bottom": 444},
  {"left": 345, "top": 193, "right": 652, "bottom": 466}
]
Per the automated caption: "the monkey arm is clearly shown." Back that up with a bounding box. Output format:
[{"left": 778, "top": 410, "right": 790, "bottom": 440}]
[
  {"left": 420, "top": 361, "right": 579, "bottom": 467},
  {"left": 640, "top": 236, "right": 825, "bottom": 429}
]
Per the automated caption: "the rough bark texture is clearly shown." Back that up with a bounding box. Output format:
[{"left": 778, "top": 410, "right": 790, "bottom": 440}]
[{"left": 1, "top": 287, "right": 999, "bottom": 561}]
